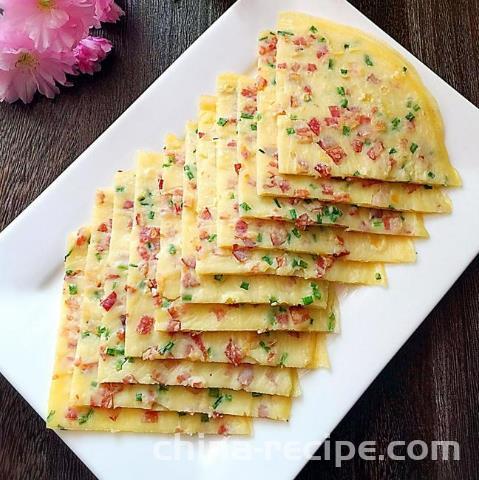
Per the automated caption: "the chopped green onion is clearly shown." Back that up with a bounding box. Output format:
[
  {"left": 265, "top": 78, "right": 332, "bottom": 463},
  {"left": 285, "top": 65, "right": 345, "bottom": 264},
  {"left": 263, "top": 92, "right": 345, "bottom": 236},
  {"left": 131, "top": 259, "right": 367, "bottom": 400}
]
[
  {"left": 262, "top": 255, "right": 273, "bottom": 266},
  {"left": 302, "top": 295, "right": 314, "bottom": 305},
  {"left": 159, "top": 341, "right": 175, "bottom": 355}
]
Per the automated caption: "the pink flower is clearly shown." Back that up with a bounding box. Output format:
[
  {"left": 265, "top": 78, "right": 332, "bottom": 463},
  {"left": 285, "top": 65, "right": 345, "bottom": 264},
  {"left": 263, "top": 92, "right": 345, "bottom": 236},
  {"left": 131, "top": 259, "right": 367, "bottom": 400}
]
[
  {"left": 0, "top": 29, "right": 76, "bottom": 103},
  {"left": 94, "top": 0, "right": 124, "bottom": 24},
  {"left": 73, "top": 35, "right": 111, "bottom": 75},
  {"left": 0, "top": 0, "right": 96, "bottom": 52}
]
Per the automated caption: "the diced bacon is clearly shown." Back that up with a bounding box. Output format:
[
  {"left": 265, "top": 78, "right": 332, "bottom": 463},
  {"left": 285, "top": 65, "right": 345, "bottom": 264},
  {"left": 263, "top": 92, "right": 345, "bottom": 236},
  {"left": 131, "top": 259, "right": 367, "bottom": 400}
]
[
  {"left": 142, "top": 410, "right": 159, "bottom": 423},
  {"left": 314, "top": 163, "right": 331, "bottom": 177},
  {"left": 167, "top": 307, "right": 181, "bottom": 332},
  {"left": 296, "top": 127, "right": 313, "bottom": 142},
  {"left": 240, "top": 146, "right": 250, "bottom": 160},
  {"left": 277, "top": 62, "right": 287, "bottom": 69},
  {"left": 290, "top": 95, "right": 299, "bottom": 108},
  {"left": 241, "top": 86, "right": 257, "bottom": 98},
  {"left": 181, "top": 270, "right": 200, "bottom": 288},
  {"left": 294, "top": 188, "right": 310, "bottom": 198},
  {"left": 65, "top": 407, "right": 78, "bottom": 420},
  {"left": 198, "top": 131, "right": 205, "bottom": 138},
  {"left": 97, "top": 223, "right": 109, "bottom": 232},
  {"left": 232, "top": 244, "right": 249, "bottom": 262},
  {"left": 303, "top": 85, "right": 312, "bottom": 95},
  {"left": 315, "top": 255, "right": 334, "bottom": 277},
  {"left": 176, "top": 371, "right": 191, "bottom": 384},
  {"left": 321, "top": 183, "right": 334, "bottom": 195},
  {"left": 140, "top": 226, "right": 161, "bottom": 244},
  {"left": 278, "top": 179, "right": 290, "bottom": 193},
  {"left": 325, "top": 146, "right": 347, "bottom": 164},
  {"left": 234, "top": 163, "right": 242, "bottom": 175},
  {"left": 227, "top": 139, "right": 237, "bottom": 148},
  {"left": 316, "top": 45, "right": 329, "bottom": 59},
  {"left": 324, "top": 117, "right": 338, "bottom": 127},
  {"left": 90, "top": 383, "right": 123, "bottom": 408},
  {"left": 258, "top": 404, "right": 269, "bottom": 418},
  {"left": 235, "top": 219, "right": 249, "bottom": 237},
  {"left": 237, "top": 365, "right": 254, "bottom": 386},
  {"left": 100, "top": 291, "right": 117, "bottom": 311},
  {"left": 270, "top": 226, "right": 288, "bottom": 246},
  {"left": 136, "top": 315, "right": 154, "bottom": 335},
  {"left": 367, "top": 142, "right": 384, "bottom": 161},
  {"left": 158, "top": 177, "right": 164, "bottom": 190},
  {"left": 275, "top": 311, "right": 290, "bottom": 326},
  {"left": 290, "top": 306, "right": 311, "bottom": 325},
  {"left": 123, "top": 200, "right": 134, "bottom": 209},
  {"left": 212, "top": 307, "right": 226, "bottom": 321},
  {"left": 306, "top": 63, "right": 317, "bottom": 72},
  {"left": 218, "top": 424, "right": 229, "bottom": 436},
  {"left": 190, "top": 333, "right": 208, "bottom": 359},
  {"left": 292, "top": 214, "right": 310, "bottom": 230},
  {"left": 352, "top": 139, "right": 364, "bottom": 153},
  {"left": 181, "top": 256, "right": 196, "bottom": 268},
  {"left": 293, "top": 36, "right": 308, "bottom": 46},
  {"left": 257, "top": 76, "right": 268, "bottom": 91},
  {"left": 275, "top": 256, "right": 286, "bottom": 268},
  {"left": 225, "top": 338, "right": 244, "bottom": 366},
  {"left": 358, "top": 115, "right": 371, "bottom": 125},
  {"left": 308, "top": 117, "right": 321, "bottom": 136},
  {"left": 76, "top": 233, "right": 88, "bottom": 246},
  {"left": 329, "top": 106, "right": 341, "bottom": 118}
]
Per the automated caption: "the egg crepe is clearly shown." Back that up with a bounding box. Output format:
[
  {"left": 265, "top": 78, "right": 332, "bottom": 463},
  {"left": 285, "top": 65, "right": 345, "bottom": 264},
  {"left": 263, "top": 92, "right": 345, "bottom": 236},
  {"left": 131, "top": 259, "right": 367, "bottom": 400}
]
[{"left": 274, "top": 12, "right": 461, "bottom": 187}]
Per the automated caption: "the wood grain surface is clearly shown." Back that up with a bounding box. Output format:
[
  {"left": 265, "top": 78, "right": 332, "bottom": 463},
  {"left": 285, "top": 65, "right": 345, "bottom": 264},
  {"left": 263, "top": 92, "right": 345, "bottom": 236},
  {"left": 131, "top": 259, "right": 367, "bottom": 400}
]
[{"left": 0, "top": 1, "right": 477, "bottom": 479}]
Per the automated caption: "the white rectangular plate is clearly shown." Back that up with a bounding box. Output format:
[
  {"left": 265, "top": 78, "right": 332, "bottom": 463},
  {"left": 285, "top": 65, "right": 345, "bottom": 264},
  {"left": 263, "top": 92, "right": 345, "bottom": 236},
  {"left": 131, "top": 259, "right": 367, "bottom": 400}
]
[{"left": 0, "top": 0, "right": 478, "bottom": 479}]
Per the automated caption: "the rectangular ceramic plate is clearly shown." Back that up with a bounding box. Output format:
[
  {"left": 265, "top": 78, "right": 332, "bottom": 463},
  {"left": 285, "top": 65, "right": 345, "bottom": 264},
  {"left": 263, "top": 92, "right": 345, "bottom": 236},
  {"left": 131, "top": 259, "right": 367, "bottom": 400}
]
[{"left": 0, "top": 0, "right": 477, "bottom": 479}]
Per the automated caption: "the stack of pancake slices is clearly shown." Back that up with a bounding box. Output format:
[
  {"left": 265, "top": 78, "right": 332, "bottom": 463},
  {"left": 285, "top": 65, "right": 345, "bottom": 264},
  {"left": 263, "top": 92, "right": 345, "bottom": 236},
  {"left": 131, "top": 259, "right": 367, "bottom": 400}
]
[{"left": 47, "top": 12, "right": 460, "bottom": 435}]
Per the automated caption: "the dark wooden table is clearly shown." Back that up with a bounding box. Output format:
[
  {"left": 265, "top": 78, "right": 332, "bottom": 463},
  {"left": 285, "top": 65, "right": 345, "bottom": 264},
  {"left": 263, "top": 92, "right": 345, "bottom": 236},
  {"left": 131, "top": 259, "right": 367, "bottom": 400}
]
[{"left": 0, "top": 1, "right": 477, "bottom": 478}]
